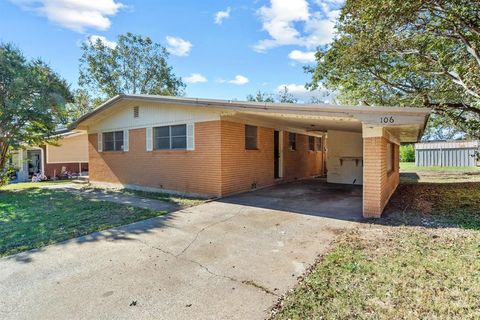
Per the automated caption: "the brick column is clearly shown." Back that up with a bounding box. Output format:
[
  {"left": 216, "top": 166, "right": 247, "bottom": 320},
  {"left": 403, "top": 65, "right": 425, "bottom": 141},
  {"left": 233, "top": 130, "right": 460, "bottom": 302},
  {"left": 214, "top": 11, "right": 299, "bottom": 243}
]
[{"left": 363, "top": 136, "right": 386, "bottom": 218}]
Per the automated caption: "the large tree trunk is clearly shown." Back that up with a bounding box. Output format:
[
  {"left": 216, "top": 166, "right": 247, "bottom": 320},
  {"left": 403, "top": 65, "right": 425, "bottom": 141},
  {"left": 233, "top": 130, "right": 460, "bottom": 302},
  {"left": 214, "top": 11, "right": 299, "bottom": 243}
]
[{"left": 0, "top": 140, "right": 10, "bottom": 171}]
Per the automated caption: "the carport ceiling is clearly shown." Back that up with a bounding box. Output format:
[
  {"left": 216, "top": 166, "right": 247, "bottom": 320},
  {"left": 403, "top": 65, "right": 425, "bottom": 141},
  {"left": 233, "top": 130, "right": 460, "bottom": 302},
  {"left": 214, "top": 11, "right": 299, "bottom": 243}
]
[{"left": 222, "top": 112, "right": 362, "bottom": 133}]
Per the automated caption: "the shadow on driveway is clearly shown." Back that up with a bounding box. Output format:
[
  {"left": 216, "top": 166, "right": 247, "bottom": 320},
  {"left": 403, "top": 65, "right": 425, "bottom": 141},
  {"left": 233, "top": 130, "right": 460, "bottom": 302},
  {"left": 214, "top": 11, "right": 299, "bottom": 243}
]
[{"left": 219, "top": 179, "right": 363, "bottom": 222}]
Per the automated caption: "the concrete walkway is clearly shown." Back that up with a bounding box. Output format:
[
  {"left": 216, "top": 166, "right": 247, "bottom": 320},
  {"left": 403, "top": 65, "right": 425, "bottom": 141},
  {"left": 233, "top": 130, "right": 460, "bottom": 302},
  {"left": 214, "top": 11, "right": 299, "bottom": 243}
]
[
  {"left": 41, "top": 184, "right": 179, "bottom": 211},
  {"left": 1, "top": 180, "right": 361, "bottom": 320}
]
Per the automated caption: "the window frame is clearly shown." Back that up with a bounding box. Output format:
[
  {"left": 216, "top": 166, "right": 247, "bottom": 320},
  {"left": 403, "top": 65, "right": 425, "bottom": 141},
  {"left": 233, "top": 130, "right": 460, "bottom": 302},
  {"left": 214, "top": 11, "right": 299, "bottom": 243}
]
[
  {"left": 315, "top": 137, "right": 322, "bottom": 152},
  {"left": 153, "top": 124, "right": 187, "bottom": 151},
  {"left": 308, "top": 136, "right": 315, "bottom": 151},
  {"left": 386, "top": 142, "right": 394, "bottom": 174},
  {"left": 102, "top": 130, "right": 124, "bottom": 152},
  {"left": 288, "top": 132, "right": 296, "bottom": 151},
  {"left": 245, "top": 125, "right": 258, "bottom": 150}
]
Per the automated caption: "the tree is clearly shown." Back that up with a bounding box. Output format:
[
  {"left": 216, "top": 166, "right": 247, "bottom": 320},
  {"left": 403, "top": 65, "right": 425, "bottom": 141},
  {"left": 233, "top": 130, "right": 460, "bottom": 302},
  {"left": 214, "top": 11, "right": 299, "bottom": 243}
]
[
  {"left": 66, "top": 88, "right": 105, "bottom": 122},
  {"left": 400, "top": 144, "right": 415, "bottom": 162},
  {"left": 246, "top": 90, "right": 275, "bottom": 102},
  {"left": 79, "top": 32, "right": 185, "bottom": 99},
  {"left": 277, "top": 86, "right": 298, "bottom": 103},
  {"left": 307, "top": 0, "right": 480, "bottom": 138},
  {"left": 0, "top": 43, "right": 72, "bottom": 184},
  {"left": 422, "top": 114, "right": 466, "bottom": 141},
  {"left": 246, "top": 87, "right": 298, "bottom": 103}
]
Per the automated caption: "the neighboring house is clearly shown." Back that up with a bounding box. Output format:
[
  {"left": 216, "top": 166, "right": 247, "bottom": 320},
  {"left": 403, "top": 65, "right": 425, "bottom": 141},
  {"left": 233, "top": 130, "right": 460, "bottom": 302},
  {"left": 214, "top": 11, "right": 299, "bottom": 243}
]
[
  {"left": 415, "top": 140, "right": 479, "bottom": 167},
  {"left": 10, "top": 130, "right": 89, "bottom": 182},
  {"left": 73, "top": 94, "right": 430, "bottom": 218}
]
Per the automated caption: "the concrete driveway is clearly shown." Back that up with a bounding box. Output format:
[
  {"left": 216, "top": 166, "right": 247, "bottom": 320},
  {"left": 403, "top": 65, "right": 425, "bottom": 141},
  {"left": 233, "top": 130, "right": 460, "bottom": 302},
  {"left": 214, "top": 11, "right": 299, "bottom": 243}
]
[{"left": 0, "top": 180, "right": 362, "bottom": 320}]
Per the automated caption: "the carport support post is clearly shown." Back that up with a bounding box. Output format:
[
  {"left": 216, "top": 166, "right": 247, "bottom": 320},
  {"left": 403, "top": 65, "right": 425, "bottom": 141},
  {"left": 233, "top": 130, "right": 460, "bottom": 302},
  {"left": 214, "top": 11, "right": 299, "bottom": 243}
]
[{"left": 362, "top": 125, "right": 400, "bottom": 218}]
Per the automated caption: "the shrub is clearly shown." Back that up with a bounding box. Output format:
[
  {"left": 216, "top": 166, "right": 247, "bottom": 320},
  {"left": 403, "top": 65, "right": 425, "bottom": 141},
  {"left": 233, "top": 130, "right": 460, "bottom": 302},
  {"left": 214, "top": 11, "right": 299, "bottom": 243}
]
[{"left": 400, "top": 144, "right": 415, "bottom": 162}]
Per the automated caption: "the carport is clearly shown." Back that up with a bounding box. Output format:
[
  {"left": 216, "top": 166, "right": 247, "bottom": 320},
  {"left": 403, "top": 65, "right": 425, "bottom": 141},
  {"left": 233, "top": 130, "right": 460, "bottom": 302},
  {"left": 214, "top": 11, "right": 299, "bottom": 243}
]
[
  {"left": 220, "top": 101, "right": 431, "bottom": 218},
  {"left": 221, "top": 178, "right": 363, "bottom": 220},
  {"left": 74, "top": 94, "right": 430, "bottom": 218}
]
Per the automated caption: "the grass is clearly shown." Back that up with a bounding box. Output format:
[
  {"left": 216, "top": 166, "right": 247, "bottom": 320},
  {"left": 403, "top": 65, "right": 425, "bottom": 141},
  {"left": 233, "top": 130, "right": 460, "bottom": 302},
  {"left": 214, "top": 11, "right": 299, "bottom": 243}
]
[
  {"left": 390, "top": 182, "right": 480, "bottom": 230},
  {"left": 86, "top": 186, "right": 206, "bottom": 207},
  {"left": 274, "top": 228, "right": 480, "bottom": 319},
  {"left": 273, "top": 169, "right": 480, "bottom": 319},
  {"left": 400, "top": 161, "right": 480, "bottom": 172},
  {"left": 0, "top": 180, "right": 73, "bottom": 191},
  {"left": 0, "top": 183, "right": 167, "bottom": 257}
]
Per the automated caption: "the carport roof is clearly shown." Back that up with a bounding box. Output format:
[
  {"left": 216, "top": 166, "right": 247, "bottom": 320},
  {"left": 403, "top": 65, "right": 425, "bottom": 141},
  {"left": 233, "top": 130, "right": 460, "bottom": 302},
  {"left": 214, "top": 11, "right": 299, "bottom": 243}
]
[{"left": 73, "top": 94, "right": 431, "bottom": 142}]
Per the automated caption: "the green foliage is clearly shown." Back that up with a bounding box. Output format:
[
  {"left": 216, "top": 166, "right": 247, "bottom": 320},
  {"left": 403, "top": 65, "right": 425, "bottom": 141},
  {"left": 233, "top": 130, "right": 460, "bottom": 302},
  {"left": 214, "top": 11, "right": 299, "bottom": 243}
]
[
  {"left": 67, "top": 88, "right": 105, "bottom": 122},
  {"left": 246, "top": 86, "right": 298, "bottom": 103},
  {"left": 275, "top": 228, "right": 480, "bottom": 319},
  {"left": 307, "top": 0, "right": 480, "bottom": 138},
  {"left": 0, "top": 185, "right": 165, "bottom": 257},
  {"left": 79, "top": 32, "right": 185, "bottom": 98},
  {"left": 277, "top": 86, "right": 298, "bottom": 103},
  {"left": 423, "top": 114, "right": 466, "bottom": 141},
  {"left": 400, "top": 144, "right": 415, "bottom": 162},
  {"left": 0, "top": 43, "right": 72, "bottom": 186},
  {"left": 246, "top": 90, "right": 275, "bottom": 103}
]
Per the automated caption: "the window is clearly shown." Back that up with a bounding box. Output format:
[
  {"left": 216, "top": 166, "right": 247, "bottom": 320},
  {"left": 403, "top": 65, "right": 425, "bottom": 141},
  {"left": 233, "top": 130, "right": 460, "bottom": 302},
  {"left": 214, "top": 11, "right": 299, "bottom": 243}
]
[
  {"left": 288, "top": 132, "right": 296, "bottom": 151},
  {"left": 154, "top": 124, "right": 187, "bottom": 150},
  {"left": 308, "top": 136, "right": 315, "bottom": 151},
  {"left": 245, "top": 125, "right": 258, "bottom": 150},
  {"left": 133, "top": 106, "right": 139, "bottom": 118},
  {"left": 103, "top": 131, "right": 124, "bottom": 151},
  {"left": 386, "top": 143, "right": 394, "bottom": 173},
  {"left": 316, "top": 137, "right": 322, "bottom": 152}
]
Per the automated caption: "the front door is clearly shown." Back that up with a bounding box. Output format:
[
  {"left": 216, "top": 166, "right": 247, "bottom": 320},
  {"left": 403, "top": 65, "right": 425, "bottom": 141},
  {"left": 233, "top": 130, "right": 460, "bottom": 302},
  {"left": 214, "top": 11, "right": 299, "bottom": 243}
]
[
  {"left": 27, "top": 150, "right": 41, "bottom": 178},
  {"left": 274, "top": 130, "right": 280, "bottom": 179}
]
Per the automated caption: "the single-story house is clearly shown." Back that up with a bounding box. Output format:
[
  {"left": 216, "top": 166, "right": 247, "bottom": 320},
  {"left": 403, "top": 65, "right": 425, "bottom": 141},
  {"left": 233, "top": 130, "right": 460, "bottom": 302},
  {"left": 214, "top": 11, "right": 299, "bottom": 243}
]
[
  {"left": 73, "top": 94, "right": 431, "bottom": 218},
  {"left": 10, "top": 130, "right": 89, "bottom": 182}
]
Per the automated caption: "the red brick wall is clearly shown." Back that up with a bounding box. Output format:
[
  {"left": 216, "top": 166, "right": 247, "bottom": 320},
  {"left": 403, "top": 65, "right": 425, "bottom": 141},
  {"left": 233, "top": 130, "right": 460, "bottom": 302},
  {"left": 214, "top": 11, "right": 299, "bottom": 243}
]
[
  {"left": 283, "top": 132, "right": 323, "bottom": 181},
  {"left": 363, "top": 136, "right": 400, "bottom": 218},
  {"left": 41, "top": 145, "right": 88, "bottom": 178},
  {"left": 220, "top": 122, "right": 324, "bottom": 195},
  {"left": 220, "top": 121, "right": 275, "bottom": 195},
  {"left": 88, "top": 121, "right": 222, "bottom": 197},
  {"left": 88, "top": 120, "right": 324, "bottom": 197},
  {"left": 44, "top": 163, "right": 88, "bottom": 178}
]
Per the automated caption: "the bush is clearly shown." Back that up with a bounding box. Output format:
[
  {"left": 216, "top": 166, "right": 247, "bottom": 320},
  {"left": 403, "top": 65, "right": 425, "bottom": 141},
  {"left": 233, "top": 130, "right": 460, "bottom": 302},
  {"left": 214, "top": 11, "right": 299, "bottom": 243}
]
[{"left": 400, "top": 144, "right": 415, "bottom": 162}]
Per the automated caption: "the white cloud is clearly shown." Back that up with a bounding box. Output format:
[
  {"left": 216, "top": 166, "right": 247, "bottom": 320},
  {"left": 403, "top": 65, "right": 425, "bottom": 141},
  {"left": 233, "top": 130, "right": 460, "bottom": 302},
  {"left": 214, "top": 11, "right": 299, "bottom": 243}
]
[
  {"left": 288, "top": 50, "right": 316, "bottom": 63},
  {"left": 214, "top": 7, "right": 231, "bottom": 24},
  {"left": 184, "top": 73, "right": 208, "bottom": 84},
  {"left": 254, "top": 0, "right": 343, "bottom": 52},
  {"left": 228, "top": 75, "right": 249, "bottom": 85},
  {"left": 276, "top": 83, "right": 334, "bottom": 103},
  {"left": 87, "top": 35, "right": 117, "bottom": 48},
  {"left": 165, "top": 36, "right": 192, "bottom": 56},
  {"left": 11, "top": 0, "right": 125, "bottom": 32}
]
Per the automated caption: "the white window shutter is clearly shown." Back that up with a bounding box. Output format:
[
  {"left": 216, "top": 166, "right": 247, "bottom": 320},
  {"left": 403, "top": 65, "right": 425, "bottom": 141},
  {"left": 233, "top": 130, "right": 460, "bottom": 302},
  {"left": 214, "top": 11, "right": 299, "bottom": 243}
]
[
  {"left": 123, "top": 129, "right": 129, "bottom": 151},
  {"left": 146, "top": 127, "right": 153, "bottom": 151},
  {"left": 97, "top": 132, "right": 103, "bottom": 152},
  {"left": 187, "top": 123, "right": 195, "bottom": 150}
]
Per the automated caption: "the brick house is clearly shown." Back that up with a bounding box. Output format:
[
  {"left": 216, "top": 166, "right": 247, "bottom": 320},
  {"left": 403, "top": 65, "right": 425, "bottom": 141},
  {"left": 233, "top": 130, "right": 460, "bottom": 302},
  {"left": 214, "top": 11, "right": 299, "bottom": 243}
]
[
  {"left": 10, "top": 130, "right": 89, "bottom": 181},
  {"left": 73, "top": 94, "right": 430, "bottom": 218}
]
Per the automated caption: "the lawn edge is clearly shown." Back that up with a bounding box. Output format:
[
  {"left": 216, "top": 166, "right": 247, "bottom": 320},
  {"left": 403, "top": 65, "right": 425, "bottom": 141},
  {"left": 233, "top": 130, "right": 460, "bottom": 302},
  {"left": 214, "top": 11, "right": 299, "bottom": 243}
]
[
  {"left": 0, "top": 208, "right": 180, "bottom": 260},
  {"left": 266, "top": 228, "right": 355, "bottom": 319}
]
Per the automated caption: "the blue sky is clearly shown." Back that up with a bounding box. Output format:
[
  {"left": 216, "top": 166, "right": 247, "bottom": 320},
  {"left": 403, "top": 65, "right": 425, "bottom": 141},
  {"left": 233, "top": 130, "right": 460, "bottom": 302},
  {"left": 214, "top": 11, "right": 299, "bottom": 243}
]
[{"left": 0, "top": 0, "right": 343, "bottom": 102}]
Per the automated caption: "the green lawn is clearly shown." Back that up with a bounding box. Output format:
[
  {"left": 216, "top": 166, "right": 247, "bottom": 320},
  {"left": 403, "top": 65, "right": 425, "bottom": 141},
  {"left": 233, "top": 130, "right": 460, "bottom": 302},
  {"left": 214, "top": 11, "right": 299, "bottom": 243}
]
[
  {"left": 400, "top": 161, "right": 480, "bottom": 172},
  {"left": 273, "top": 171, "right": 480, "bottom": 319},
  {"left": 96, "top": 187, "right": 207, "bottom": 207},
  {"left": 0, "top": 183, "right": 167, "bottom": 257},
  {"left": 274, "top": 228, "right": 480, "bottom": 319}
]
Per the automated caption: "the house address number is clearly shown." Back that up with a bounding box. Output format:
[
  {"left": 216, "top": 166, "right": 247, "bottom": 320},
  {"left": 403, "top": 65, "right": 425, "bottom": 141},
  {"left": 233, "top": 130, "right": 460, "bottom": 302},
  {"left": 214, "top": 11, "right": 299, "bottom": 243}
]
[{"left": 380, "top": 116, "right": 395, "bottom": 124}]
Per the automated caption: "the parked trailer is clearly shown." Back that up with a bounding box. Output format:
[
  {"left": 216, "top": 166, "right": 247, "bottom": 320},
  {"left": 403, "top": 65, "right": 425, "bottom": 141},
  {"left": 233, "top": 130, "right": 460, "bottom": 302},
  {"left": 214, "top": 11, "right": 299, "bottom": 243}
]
[{"left": 415, "top": 141, "right": 479, "bottom": 167}]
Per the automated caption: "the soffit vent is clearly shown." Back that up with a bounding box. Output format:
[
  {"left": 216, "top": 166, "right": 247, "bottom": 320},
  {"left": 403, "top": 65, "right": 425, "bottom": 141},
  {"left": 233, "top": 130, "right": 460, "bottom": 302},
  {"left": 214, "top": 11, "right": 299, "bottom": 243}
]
[{"left": 133, "top": 106, "right": 139, "bottom": 118}]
